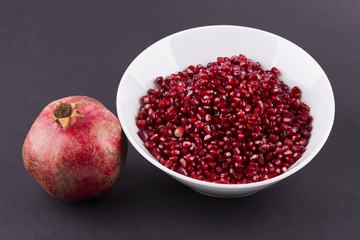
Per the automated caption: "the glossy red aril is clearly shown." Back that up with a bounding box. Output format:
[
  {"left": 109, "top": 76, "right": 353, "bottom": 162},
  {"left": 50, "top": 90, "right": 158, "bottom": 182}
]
[
  {"left": 136, "top": 54, "right": 312, "bottom": 184},
  {"left": 23, "top": 96, "right": 127, "bottom": 201}
]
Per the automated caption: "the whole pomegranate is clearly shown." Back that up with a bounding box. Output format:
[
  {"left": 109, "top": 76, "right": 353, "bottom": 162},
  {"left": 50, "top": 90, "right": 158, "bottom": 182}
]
[{"left": 22, "top": 96, "right": 127, "bottom": 202}]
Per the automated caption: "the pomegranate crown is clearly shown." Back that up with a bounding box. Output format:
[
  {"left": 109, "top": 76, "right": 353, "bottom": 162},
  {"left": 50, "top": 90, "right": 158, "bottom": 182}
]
[{"left": 50, "top": 101, "right": 85, "bottom": 129}]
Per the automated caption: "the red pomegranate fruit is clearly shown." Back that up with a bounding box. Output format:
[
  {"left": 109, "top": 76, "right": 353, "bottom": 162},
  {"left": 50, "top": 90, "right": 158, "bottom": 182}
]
[{"left": 22, "top": 96, "right": 127, "bottom": 202}]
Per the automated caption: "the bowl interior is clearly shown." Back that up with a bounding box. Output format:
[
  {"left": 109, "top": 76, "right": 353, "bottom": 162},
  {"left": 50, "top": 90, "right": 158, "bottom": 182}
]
[{"left": 117, "top": 25, "right": 334, "bottom": 187}]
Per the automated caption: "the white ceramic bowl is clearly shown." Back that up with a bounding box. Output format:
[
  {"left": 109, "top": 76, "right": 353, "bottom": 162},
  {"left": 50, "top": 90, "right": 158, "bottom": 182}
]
[{"left": 116, "top": 25, "right": 335, "bottom": 198}]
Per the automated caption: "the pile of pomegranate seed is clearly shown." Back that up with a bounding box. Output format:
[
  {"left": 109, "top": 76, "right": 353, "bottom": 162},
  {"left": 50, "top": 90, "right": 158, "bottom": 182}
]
[{"left": 136, "top": 54, "right": 312, "bottom": 184}]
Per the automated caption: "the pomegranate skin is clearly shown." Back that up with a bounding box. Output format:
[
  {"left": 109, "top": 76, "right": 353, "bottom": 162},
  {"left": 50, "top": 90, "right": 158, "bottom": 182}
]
[{"left": 22, "top": 96, "right": 127, "bottom": 202}]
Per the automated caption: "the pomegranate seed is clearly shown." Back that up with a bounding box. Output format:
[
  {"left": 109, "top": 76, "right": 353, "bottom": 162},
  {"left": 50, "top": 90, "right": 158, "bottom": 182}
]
[
  {"left": 141, "top": 96, "right": 150, "bottom": 104},
  {"left": 298, "top": 138, "right": 308, "bottom": 146},
  {"left": 136, "top": 54, "right": 312, "bottom": 184},
  {"left": 174, "top": 126, "right": 185, "bottom": 138},
  {"left": 293, "top": 152, "right": 302, "bottom": 160},
  {"left": 283, "top": 149, "right": 293, "bottom": 156},
  {"left": 268, "top": 134, "right": 279, "bottom": 142},
  {"left": 151, "top": 148, "right": 161, "bottom": 160},
  {"left": 201, "top": 161, "right": 209, "bottom": 170},
  {"left": 207, "top": 171, "right": 217, "bottom": 181},
  {"left": 190, "top": 99, "right": 200, "bottom": 106},
  {"left": 164, "top": 160, "right": 173, "bottom": 168},
  {"left": 204, "top": 134, "right": 213, "bottom": 142},
  {"left": 292, "top": 145, "right": 305, "bottom": 153},
  {"left": 177, "top": 167, "right": 188, "bottom": 176},
  {"left": 291, "top": 86, "right": 301, "bottom": 98},
  {"left": 285, "top": 156, "right": 294, "bottom": 164},
  {"left": 144, "top": 140, "right": 156, "bottom": 150},
  {"left": 271, "top": 67, "right": 280, "bottom": 75},
  {"left": 301, "top": 129, "right": 311, "bottom": 139},
  {"left": 182, "top": 141, "right": 192, "bottom": 148},
  {"left": 171, "top": 150, "right": 180, "bottom": 156},
  {"left": 136, "top": 120, "right": 146, "bottom": 129},
  {"left": 284, "top": 139, "right": 293, "bottom": 147},
  {"left": 205, "top": 114, "right": 212, "bottom": 122},
  {"left": 150, "top": 134, "right": 159, "bottom": 142},
  {"left": 138, "top": 130, "right": 149, "bottom": 141}
]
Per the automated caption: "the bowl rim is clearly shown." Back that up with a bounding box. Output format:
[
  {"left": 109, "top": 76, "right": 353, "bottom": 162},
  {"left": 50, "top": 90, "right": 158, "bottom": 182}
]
[{"left": 117, "top": 24, "right": 335, "bottom": 189}]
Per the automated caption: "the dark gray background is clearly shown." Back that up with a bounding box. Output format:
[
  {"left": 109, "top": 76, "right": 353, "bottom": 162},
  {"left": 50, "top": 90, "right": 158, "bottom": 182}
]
[{"left": 1, "top": 0, "right": 359, "bottom": 239}]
